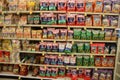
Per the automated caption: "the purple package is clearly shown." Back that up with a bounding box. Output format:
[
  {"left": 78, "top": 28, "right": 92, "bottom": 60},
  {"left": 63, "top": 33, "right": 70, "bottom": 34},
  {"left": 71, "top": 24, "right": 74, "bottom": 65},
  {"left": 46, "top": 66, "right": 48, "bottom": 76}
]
[
  {"left": 71, "top": 68, "right": 78, "bottom": 77},
  {"left": 103, "top": 0, "right": 112, "bottom": 13},
  {"left": 110, "top": 16, "right": 118, "bottom": 27},
  {"left": 57, "top": 56, "right": 64, "bottom": 65},
  {"left": 106, "top": 70, "right": 113, "bottom": 80},
  {"left": 91, "top": 70, "right": 99, "bottom": 80},
  {"left": 111, "top": 0, "right": 120, "bottom": 13},
  {"left": 50, "top": 55, "right": 57, "bottom": 65},
  {"left": 99, "top": 70, "right": 107, "bottom": 80},
  {"left": 44, "top": 55, "right": 50, "bottom": 64},
  {"left": 85, "top": 69, "right": 91, "bottom": 78}
]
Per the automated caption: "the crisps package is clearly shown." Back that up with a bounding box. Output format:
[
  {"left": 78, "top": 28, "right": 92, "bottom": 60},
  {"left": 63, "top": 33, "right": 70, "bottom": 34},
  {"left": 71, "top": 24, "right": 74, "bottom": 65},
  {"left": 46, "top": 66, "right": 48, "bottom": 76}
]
[
  {"left": 58, "top": 14, "right": 66, "bottom": 25},
  {"left": 112, "top": 0, "right": 120, "bottom": 13},
  {"left": 85, "top": 15, "right": 92, "bottom": 26},
  {"left": 67, "top": 0, "right": 76, "bottom": 11},
  {"left": 76, "top": 0, "right": 85, "bottom": 12},
  {"left": 40, "top": 0, "right": 48, "bottom": 11},
  {"left": 76, "top": 14, "right": 85, "bottom": 26},
  {"left": 94, "top": 0, "right": 103, "bottom": 12},
  {"left": 58, "top": 0, "right": 67, "bottom": 11},
  {"left": 49, "top": 0, "right": 57, "bottom": 11},
  {"left": 86, "top": 0, "right": 94, "bottom": 12},
  {"left": 18, "top": 0, "right": 27, "bottom": 11},
  {"left": 93, "top": 15, "right": 101, "bottom": 26},
  {"left": 103, "top": 0, "right": 112, "bottom": 13},
  {"left": 67, "top": 14, "right": 75, "bottom": 25}
]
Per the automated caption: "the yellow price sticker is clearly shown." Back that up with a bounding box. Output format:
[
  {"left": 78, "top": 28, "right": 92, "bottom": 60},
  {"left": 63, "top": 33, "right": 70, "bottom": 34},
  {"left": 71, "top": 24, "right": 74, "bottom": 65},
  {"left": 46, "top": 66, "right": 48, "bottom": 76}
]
[
  {"left": 66, "top": 66, "right": 68, "bottom": 69},
  {"left": 85, "top": 13, "right": 87, "bottom": 16},
  {"left": 68, "top": 26, "right": 70, "bottom": 30},
  {"left": 77, "top": 67, "right": 79, "bottom": 70},
  {"left": 72, "top": 41, "right": 74, "bottom": 44},
  {"left": 42, "top": 52, "right": 45, "bottom": 56},
  {"left": 84, "top": 27, "right": 86, "bottom": 30},
  {"left": 102, "top": 27, "right": 104, "bottom": 31},
  {"left": 59, "top": 53, "right": 61, "bottom": 57},
  {"left": 54, "top": 40, "right": 56, "bottom": 43},
  {"left": 18, "top": 76, "right": 21, "bottom": 80},
  {"left": 30, "top": 11, "right": 33, "bottom": 15},
  {"left": 71, "top": 54, "right": 74, "bottom": 57},
  {"left": 17, "top": 11, "right": 20, "bottom": 15},
  {"left": 2, "top": 11, "right": 4, "bottom": 15},
  {"left": 44, "top": 66, "right": 47, "bottom": 69},
  {"left": 41, "top": 26, "right": 43, "bottom": 28},
  {"left": 41, "top": 40, "right": 43, "bottom": 42},
  {"left": 90, "top": 41, "right": 93, "bottom": 44},
  {"left": 90, "top": 55, "right": 93, "bottom": 58},
  {"left": 103, "top": 55, "right": 106, "bottom": 58},
  {"left": 95, "top": 68, "right": 98, "bottom": 71}
]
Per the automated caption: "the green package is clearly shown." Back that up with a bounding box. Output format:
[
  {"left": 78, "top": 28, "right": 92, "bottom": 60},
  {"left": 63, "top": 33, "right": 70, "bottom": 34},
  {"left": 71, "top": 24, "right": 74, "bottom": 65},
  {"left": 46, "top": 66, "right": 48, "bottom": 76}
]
[
  {"left": 74, "top": 29, "right": 81, "bottom": 39},
  {"left": 46, "top": 68, "right": 51, "bottom": 77},
  {"left": 58, "top": 14, "right": 66, "bottom": 25},
  {"left": 51, "top": 68, "right": 58, "bottom": 77},
  {"left": 99, "top": 31, "right": 105, "bottom": 40},
  {"left": 77, "top": 43, "right": 84, "bottom": 53},
  {"left": 83, "top": 56, "right": 89, "bottom": 66},
  {"left": 72, "top": 44, "right": 78, "bottom": 53},
  {"left": 39, "top": 67, "right": 46, "bottom": 77},
  {"left": 84, "top": 43, "right": 90, "bottom": 53},
  {"left": 92, "top": 30, "right": 99, "bottom": 40},
  {"left": 28, "top": 15, "right": 34, "bottom": 24},
  {"left": 81, "top": 30, "right": 86, "bottom": 40},
  {"left": 49, "top": 2, "right": 56, "bottom": 11},
  {"left": 76, "top": 56, "right": 83, "bottom": 66},
  {"left": 89, "top": 56, "right": 94, "bottom": 66},
  {"left": 58, "top": 68, "right": 65, "bottom": 77},
  {"left": 40, "top": 2, "right": 48, "bottom": 11},
  {"left": 86, "top": 30, "right": 92, "bottom": 40}
]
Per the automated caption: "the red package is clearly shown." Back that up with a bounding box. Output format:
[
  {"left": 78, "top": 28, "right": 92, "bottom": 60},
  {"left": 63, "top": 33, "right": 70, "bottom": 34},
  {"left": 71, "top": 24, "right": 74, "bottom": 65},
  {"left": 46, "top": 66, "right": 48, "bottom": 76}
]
[
  {"left": 67, "top": 14, "right": 75, "bottom": 25},
  {"left": 57, "top": 0, "right": 67, "bottom": 11},
  {"left": 94, "top": 0, "right": 103, "bottom": 12},
  {"left": 67, "top": 0, "right": 76, "bottom": 11},
  {"left": 76, "top": 0, "right": 85, "bottom": 12},
  {"left": 76, "top": 14, "right": 85, "bottom": 26},
  {"left": 91, "top": 44, "right": 98, "bottom": 54},
  {"left": 84, "top": 69, "right": 91, "bottom": 80},
  {"left": 98, "top": 43, "right": 105, "bottom": 54},
  {"left": 71, "top": 69, "right": 78, "bottom": 80},
  {"left": 78, "top": 69, "right": 84, "bottom": 78},
  {"left": 101, "top": 57, "right": 108, "bottom": 67},
  {"left": 107, "top": 57, "right": 115, "bottom": 67},
  {"left": 95, "top": 56, "right": 101, "bottom": 66},
  {"left": 0, "top": 51, "right": 4, "bottom": 62},
  {"left": 66, "top": 68, "right": 71, "bottom": 77}
]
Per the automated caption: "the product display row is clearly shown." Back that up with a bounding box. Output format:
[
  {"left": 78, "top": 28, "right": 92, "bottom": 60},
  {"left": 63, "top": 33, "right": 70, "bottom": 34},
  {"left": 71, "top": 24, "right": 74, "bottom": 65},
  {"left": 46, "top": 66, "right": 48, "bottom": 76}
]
[
  {"left": 0, "top": 64, "right": 113, "bottom": 80},
  {"left": 19, "top": 53, "right": 115, "bottom": 67},
  {"left": 1, "top": 14, "right": 119, "bottom": 27},
  {"left": 0, "top": 28, "right": 117, "bottom": 41},
  {"left": 2, "top": 0, "right": 119, "bottom": 13}
]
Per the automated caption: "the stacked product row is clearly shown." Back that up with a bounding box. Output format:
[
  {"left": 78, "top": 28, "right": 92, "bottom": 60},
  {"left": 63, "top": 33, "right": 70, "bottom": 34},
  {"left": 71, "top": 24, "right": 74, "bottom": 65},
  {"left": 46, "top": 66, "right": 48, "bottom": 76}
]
[
  {"left": 2, "top": 0, "right": 120, "bottom": 13},
  {"left": 0, "top": 64, "right": 113, "bottom": 80},
  {"left": 0, "top": 28, "right": 116, "bottom": 41},
  {"left": 20, "top": 53, "right": 115, "bottom": 67},
  {"left": 0, "top": 14, "right": 118, "bottom": 27}
]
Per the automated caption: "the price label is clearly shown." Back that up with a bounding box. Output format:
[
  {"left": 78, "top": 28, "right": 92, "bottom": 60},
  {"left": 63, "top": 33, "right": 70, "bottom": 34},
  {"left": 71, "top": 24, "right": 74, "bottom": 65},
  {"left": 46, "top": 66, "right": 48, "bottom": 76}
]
[
  {"left": 41, "top": 40, "right": 43, "bottom": 42},
  {"left": 84, "top": 27, "right": 86, "bottom": 30},
  {"left": 42, "top": 52, "right": 45, "bottom": 56},
  {"left": 2, "top": 11, "right": 4, "bottom": 15},
  {"left": 90, "top": 55, "right": 93, "bottom": 58},
  {"left": 102, "top": 27, "right": 104, "bottom": 31},
  {"left": 41, "top": 26, "right": 43, "bottom": 28},
  {"left": 17, "top": 11, "right": 20, "bottom": 15},
  {"left": 103, "top": 55, "right": 106, "bottom": 58},
  {"left": 54, "top": 40, "right": 56, "bottom": 43},
  {"left": 95, "top": 68, "right": 98, "bottom": 71},
  {"left": 72, "top": 41, "right": 74, "bottom": 44},
  {"left": 71, "top": 54, "right": 74, "bottom": 57},
  {"left": 4, "top": 25, "right": 6, "bottom": 28},
  {"left": 77, "top": 67, "right": 79, "bottom": 70},
  {"left": 85, "top": 13, "right": 87, "bottom": 16},
  {"left": 18, "top": 76, "right": 21, "bottom": 80},
  {"left": 66, "top": 66, "right": 68, "bottom": 69},
  {"left": 68, "top": 26, "right": 70, "bottom": 30},
  {"left": 30, "top": 11, "right": 33, "bottom": 15},
  {"left": 59, "top": 53, "right": 61, "bottom": 57},
  {"left": 90, "top": 41, "right": 93, "bottom": 44},
  {"left": 44, "top": 66, "right": 47, "bottom": 69}
]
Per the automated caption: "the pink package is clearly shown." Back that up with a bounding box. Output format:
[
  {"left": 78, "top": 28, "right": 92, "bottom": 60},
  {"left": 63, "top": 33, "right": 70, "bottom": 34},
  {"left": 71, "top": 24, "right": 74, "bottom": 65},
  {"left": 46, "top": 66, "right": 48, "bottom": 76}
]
[{"left": 76, "top": 0, "right": 85, "bottom": 12}]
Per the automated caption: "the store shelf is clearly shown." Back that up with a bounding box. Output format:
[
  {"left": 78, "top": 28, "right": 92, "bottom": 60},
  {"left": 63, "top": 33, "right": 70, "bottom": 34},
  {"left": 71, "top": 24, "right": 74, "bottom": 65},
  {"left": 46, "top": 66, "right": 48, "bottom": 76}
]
[
  {"left": 117, "top": 62, "right": 120, "bottom": 65},
  {"left": 0, "top": 72, "right": 19, "bottom": 77},
  {"left": 116, "top": 73, "right": 120, "bottom": 78},
  {"left": 20, "top": 51, "right": 116, "bottom": 56},
  {"left": 68, "top": 39, "right": 117, "bottom": 43}
]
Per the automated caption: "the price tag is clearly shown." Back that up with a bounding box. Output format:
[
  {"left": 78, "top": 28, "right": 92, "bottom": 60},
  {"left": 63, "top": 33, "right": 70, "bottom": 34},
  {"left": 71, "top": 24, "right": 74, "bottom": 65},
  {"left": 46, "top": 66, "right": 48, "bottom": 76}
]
[
  {"left": 95, "top": 68, "right": 98, "bottom": 71},
  {"left": 102, "top": 27, "right": 104, "bottom": 31},
  {"left": 90, "top": 41, "right": 93, "bottom": 44},
  {"left": 103, "top": 14, "right": 105, "bottom": 17},
  {"left": 54, "top": 40, "right": 56, "bottom": 43},
  {"left": 44, "top": 66, "right": 47, "bottom": 69},
  {"left": 71, "top": 54, "right": 74, "bottom": 57},
  {"left": 85, "top": 13, "right": 87, "bottom": 16},
  {"left": 41, "top": 40, "right": 43, "bottom": 42},
  {"left": 42, "top": 52, "right": 45, "bottom": 56},
  {"left": 41, "top": 26, "right": 43, "bottom": 28},
  {"left": 84, "top": 27, "right": 86, "bottom": 30},
  {"left": 59, "top": 53, "right": 61, "bottom": 57},
  {"left": 4, "top": 25, "right": 6, "bottom": 28},
  {"left": 103, "top": 55, "right": 106, "bottom": 58},
  {"left": 30, "top": 11, "right": 33, "bottom": 15},
  {"left": 17, "top": 11, "right": 20, "bottom": 15},
  {"left": 66, "top": 66, "right": 68, "bottom": 69},
  {"left": 72, "top": 41, "right": 74, "bottom": 44},
  {"left": 77, "top": 66, "right": 79, "bottom": 70},
  {"left": 2, "top": 11, "right": 4, "bottom": 15},
  {"left": 18, "top": 76, "right": 21, "bottom": 80},
  {"left": 68, "top": 26, "right": 70, "bottom": 30},
  {"left": 90, "top": 55, "right": 93, "bottom": 58}
]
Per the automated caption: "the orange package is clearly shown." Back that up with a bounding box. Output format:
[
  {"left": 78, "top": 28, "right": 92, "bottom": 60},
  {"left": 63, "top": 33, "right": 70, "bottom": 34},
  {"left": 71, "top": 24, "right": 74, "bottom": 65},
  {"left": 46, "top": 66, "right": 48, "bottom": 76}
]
[
  {"left": 0, "top": 51, "right": 3, "bottom": 62},
  {"left": 76, "top": 14, "right": 85, "bottom": 26},
  {"left": 16, "top": 28, "right": 23, "bottom": 38},
  {"left": 107, "top": 57, "right": 115, "bottom": 67},
  {"left": 67, "top": 0, "right": 76, "bottom": 11},
  {"left": 95, "top": 56, "right": 101, "bottom": 67},
  {"left": 76, "top": 0, "right": 85, "bottom": 12},
  {"left": 85, "top": 15, "right": 92, "bottom": 26},
  {"left": 101, "top": 57, "right": 108, "bottom": 67},
  {"left": 85, "top": 0, "right": 94, "bottom": 12},
  {"left": 98, "top": 43, "right": 105, "bottom": 54},
  {"left": 57, "top": 0, "right": 67, "bottom": 11},
  {"left": 32, "top": 30, "right": 37, "bottom": 38},
  {"left": 93, "top": 15, "right": 101, "bottom": 26},
  {"left": 94, "top": 0, "right": 103, "bottom": 12},
  {"left": 67, "top": 14, "right": 76, "bottom": 25}
]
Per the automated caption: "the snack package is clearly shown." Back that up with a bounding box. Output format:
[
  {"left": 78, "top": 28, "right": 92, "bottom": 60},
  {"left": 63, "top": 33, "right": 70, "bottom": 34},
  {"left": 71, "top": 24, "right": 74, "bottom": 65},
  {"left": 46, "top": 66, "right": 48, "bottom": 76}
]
[
  {"left": 107, "top": 57, "right": 115, "bottom": 67},
  {"left": 77, "top": 43, "right": 84, "bottom": 53},
  {"left": 58, "top": 14, "right": 66, "bottom": 25},
  {"left": 57, "top": 0, "right": 66, "bottom": 11},
  {"left": 46, "top": 42, "right": 53, "bottom": 52},
  {"left": 99, "top": 72, "right": 106, "bottom": 80},
  {"left": 53, "top": 29, "right": 60, "bottom": 39},
  {"left": 39, "top": 42, "right": 46, "bottom": 51},
  {"left": 41, "top": 13, "right": 47, "bottom": 24},
  {"left": 111, "top": 31, "right": 117, "bottom": 40},
  {"left": 0, "top": 0, "right": 3, "bottom": 12},
  {"left": 110, "top": 16, "right": 118, "bottom": 27},
  {"left": 8, "top": 0, "right": 18, "bottom": 11},
  {"left": 60, "top": 29, "right": 67, "bottom": 39},
  {"left": 58, "top": 68, "right": 65, "bottom": 77},
  {"left": 37, "top": 30, "right": 42, "bottom": 39},
  {"left": 24, "top": 28, "right": 31, "bottom": 38},
  {"left": 92, "top": 30, "right": 99, "bottom": 40},
  {"left": 78, "top": 69, "right": 84, "bottom": 78},
  {"left": 19, "top": 15, "right": 27, "bottom": 25},
  {"left": 95, "top": 56, "right": 101, "bottom": 66},
  {"left": 50, "top": 55, "right": 57, "bottom": 65},
  {"left": 8, "top": 65, "right": 13, "bottom": 72},
  {"left": 47, "top": 28, "right": 54, "bottom": 39},
  {"left": 49, "top": 0, "right": 57, "bottom": 11},
  {"left": 86, "top": 30, "right": 92, "bottom": 40},
  {"left": 86, "top": 0, "right": 94, "bottom": 12},
  {"left": 67, "top": 14, "right": 75, "bottom": 25},
  {"left": 76, "top": 0, "right": 85, "bottom": 12},
  {"left": 94, "top": 0, "right": 103, "bottom": 12},
  {"left": 85, "top": 15, "right": 92, "bottom": 26},
  {"left": 4, "top": 51, "right": 10, "bottom": 62},
  {"left": 52, "top": 43, "right": 58, "bottom": 52},
  {"left": 91, "top": 44, "right": 98, "bottom": 54},
  {"left": 64, "top": 56, "right": 70, "bottom": 65},
  {"left": 84, "top": 43, "right": 90, "bottom": 53},
  {"left": 3, "top": 64, "right": 8, "bottom": 71},
  {"left": 98, "top": 43, "right": 105, "bottom": 54},
  {"left": 105, "top": 30, "right": 112, "bottom": 40},
  {"left": 18, "top": 0, "right": 27, "bottom": 11},
  {"left": 83, "top": 56, "right": 89, "bottom": 66},
  {"left": 102, "top": 16, "right": 110, "bottom": 27},
  {"left": 73, "top": 29, "right": 81, "bottom": 39},
  {"left": 0, "top": 51, "right": 4, "bottom": 62},
  {"left": 103, "top": 0, "right": 112, "bottom": 13},
  {"left": 106, "top": 71, "right": 113, "bottom": 80},
  {"left": 84, "top": 69, "right": 91, "bottom": 80},
  {"left": 16, "top": 28, "right": 23, "bottom": 38},
  {"left": 34, "top": 0, "right": 40, "bottom": 11},
  {"left": 46, "top": 67, "right": 51, "bottom": 77},
  {"left": 81, "top": 30, "right": 86, "bottom": 40},
  {"left": 4, "top": 14, "right": 12, "bottom": 25},
  {"left": 51, "top": 68, "right": 58, "bottom": 78},
  {"left": 46, "top": 13, "right": 57, "bottom": 25},
  {"left": 70, "top": 56, "right": 76, "bottom": 66},
  {"left": 32, "top": 30, "right": 37, "bottom": 38},
  {"left": 39, "top": 67, "right": 46, "bottom": 77},
  {"left": 71, "top": 69, "right": 78, "bottom": 80},
  {"left": 27, "top": 15, "right": 34, "bottom": 24},
  {"left": 112, "top": 0, "right": 120, "bottom": 13},
  {"left": 68, "top": 30, "right": 73, "bottom": 39},
  {"left": 0, "top": 15, "right": 4, "bottom": 25},
  {"left": 92, "top": 70, "right": 99, "bottom": 80},
  {"left": 58, "top": 56, "right": 64, "bottom": 65},
  {"left": 99, "top": 31, "right": 105, "bottom": 40},
  {"left": 101, "top": 57, "right": 108, "bottom": 67},
  {"left": 64, "top": 43, "right": 72, "bottom": 53},
  {"left": 90, "top": 56, "right": 94, "bottom": 66},
  {"left": 19, "top": 65, "right": 28, "bottom": 76},
  {"left": 59, "top": 43, "right": 65, "bottom": 52},
  {"left": 67, "top": 0, "right": 76, "bottom": 11},
  {"left": 110, "top": 45, "right": 116, "bottom": 54},
  {"left": 72, "top": 44, "right": 78, "bottom": 52},
  {"left": 93, "top": 15, "right": 101, "bottom": 26},
  {"left": 76, "top": 56, "right": 83, "bottom": 66},
  {"left": 76, "top": 15, "right": 85, "bottom": 26},
  {"left": 33, "top": 15, "right": 40, "bottom": 24},
  {"left": 40, "top": 0, "right": 48, "bottom": 10},
  {"left": 42, "top": 29, "right": 47, "bottom": 39},
  {"left": 66, "top": 68, "right": 71, "bottom": 77}
]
